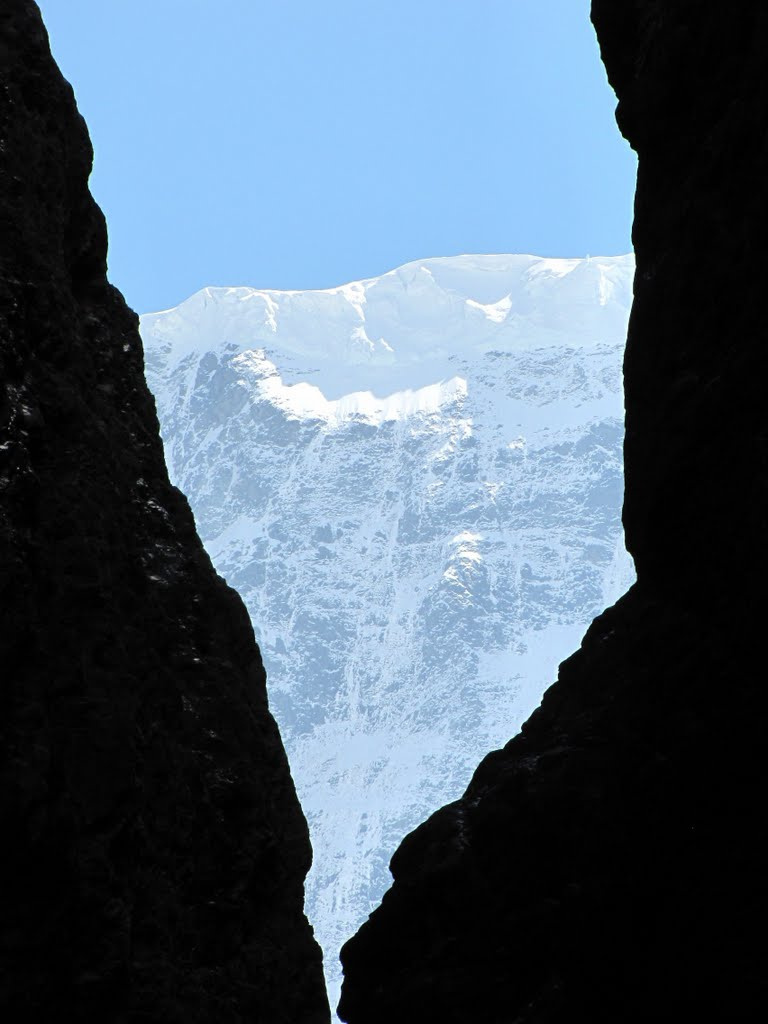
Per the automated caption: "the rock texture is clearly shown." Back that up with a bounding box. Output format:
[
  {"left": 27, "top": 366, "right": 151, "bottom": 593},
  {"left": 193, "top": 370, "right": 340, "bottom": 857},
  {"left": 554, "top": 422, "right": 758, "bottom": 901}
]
[
  {"left": 338, "top": 4, "right": 768, "bottom": 1022},
  {"left": 0, "top": 3, "right": 328, "bottom": 1022}
]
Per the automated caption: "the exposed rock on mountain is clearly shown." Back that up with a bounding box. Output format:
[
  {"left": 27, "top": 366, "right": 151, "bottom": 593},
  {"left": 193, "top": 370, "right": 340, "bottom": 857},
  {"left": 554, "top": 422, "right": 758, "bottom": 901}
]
[
  {"left": 337, "top": 4, "right": 768, "bottom": 1022},
  {"left": 0, "top": 3, "right": 328, "bottom": 1021},
  {"left": 142, "top": 253, "right": 635, "bottom": 1010}
]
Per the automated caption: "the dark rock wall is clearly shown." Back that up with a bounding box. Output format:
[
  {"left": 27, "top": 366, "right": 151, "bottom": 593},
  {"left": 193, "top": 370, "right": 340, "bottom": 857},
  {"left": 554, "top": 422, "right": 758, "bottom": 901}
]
[
  {"left": 0, "top": 3, "right": 328, "bottom": 1021},
  {"left": 338, "top": 4, "right": 768, "bottom": 1022},
  {"left": 601, "top": 2, "right": 768, "bottom": 593}
]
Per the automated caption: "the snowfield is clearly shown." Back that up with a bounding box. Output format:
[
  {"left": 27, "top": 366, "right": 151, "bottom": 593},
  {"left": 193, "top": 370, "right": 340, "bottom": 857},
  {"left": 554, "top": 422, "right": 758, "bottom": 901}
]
[{"left": 141, "top": 252, "right": 636, "bottom": 1013}]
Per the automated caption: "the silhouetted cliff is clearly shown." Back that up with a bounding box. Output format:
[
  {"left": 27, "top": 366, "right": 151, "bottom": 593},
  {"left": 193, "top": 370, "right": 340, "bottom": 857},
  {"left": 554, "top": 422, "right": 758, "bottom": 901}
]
[
  {"left": 338, "top": 4, "right": 768, "bottom": 1021},
  {"left": 0, "top": 3, "right": 328, "bottom": 1021}
]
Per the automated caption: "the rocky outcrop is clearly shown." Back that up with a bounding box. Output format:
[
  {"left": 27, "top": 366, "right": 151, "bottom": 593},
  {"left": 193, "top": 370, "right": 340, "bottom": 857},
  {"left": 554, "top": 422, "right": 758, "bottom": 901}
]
[
  {"left": 0, "top": 3, "right": 328, "bottom": 1021},
  {"left": 338, "top": 4, "right": 768, "bottom": 1021}
]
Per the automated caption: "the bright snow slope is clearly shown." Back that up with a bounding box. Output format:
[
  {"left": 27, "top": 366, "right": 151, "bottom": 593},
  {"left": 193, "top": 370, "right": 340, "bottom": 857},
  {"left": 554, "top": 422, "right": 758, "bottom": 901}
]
[{"left": 141, "top": 253, "right": 636, "bottom": 1014}]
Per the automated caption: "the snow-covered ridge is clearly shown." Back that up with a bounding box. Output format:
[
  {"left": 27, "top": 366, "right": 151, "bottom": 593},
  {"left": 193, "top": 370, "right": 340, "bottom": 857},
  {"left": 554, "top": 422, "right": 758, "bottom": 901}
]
[
  {"left": 143, "top": 253, "right": 633, "bottom": 403},
  {"left": 228, "top": 348, "right": 469, "bottom": 426},
  {"left": 141, "top": 253, "right": 636, "bottom": 1016}
]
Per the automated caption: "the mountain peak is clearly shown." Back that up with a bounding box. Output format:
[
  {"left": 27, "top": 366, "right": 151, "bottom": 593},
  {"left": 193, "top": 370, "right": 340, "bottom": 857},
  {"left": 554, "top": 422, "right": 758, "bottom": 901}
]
[{"left": 142, "top": 253, "right": 634, "bottom": 401}]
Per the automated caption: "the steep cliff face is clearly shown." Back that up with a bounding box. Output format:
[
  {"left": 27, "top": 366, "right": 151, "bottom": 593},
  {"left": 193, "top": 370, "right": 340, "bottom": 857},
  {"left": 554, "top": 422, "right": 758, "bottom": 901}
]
[
  {"left": 338, "top": 5, "right": 768, "bottom": 1022},
  {"left": 0, "top": 3, "right": 328, "bottom": 1022},
  {"left": 141, "top": 254, "right": 634, "bottom": 1009}
]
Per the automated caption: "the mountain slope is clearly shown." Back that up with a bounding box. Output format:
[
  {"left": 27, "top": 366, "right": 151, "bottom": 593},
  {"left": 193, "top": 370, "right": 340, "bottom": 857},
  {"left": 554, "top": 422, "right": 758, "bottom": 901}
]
[{"left": 142, "top": 252, "right": 634, "bottom": 1008}]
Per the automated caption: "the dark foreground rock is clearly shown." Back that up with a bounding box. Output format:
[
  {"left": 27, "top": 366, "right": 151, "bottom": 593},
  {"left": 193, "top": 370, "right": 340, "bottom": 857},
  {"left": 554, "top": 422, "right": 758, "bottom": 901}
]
[
  {"left": 0, "top": 3, "right": 328, "bottom": 1021},
  {"left": 338, "top": 4, "right": 768, "bottom": 1021}
]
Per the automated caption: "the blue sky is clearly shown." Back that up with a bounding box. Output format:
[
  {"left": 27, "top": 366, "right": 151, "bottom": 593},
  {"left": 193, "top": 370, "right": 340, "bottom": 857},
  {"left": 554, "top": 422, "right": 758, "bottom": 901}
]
[{"left": 37, "top": 0, "right": 636, "bottom": 314}]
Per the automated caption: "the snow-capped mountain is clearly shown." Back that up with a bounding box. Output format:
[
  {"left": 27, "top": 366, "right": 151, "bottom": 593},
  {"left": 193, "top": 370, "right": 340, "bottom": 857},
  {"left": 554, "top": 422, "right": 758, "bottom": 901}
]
[{"left": 141, "top": 253, "right": 635, "bottom": 1013}]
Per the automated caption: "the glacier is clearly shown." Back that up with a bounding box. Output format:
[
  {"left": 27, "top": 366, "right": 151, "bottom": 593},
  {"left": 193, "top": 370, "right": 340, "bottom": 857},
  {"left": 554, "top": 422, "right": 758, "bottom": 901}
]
[{"left": 141, "top": 253, "right": 636, "bottom": 1013}]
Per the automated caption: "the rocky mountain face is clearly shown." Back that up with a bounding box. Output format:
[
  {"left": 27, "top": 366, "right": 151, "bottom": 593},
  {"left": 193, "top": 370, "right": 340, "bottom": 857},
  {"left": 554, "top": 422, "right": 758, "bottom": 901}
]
[
  {"left": 0, "top": 3, "right": 328, "bottom": 1022},
  {"left": 336, "top": 4, "right": 768, "bottom": 1022},
  {"left": 142, "top": 253, "right": 635, "bottom": 1008}
]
